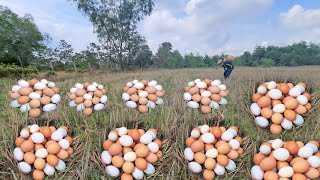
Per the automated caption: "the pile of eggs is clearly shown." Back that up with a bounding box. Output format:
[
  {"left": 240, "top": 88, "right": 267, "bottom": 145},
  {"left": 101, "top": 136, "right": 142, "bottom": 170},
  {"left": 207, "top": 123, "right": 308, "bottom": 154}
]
[
  {"left": 101, "top": 127, "right": 163, "bottom": 179},
  {"left": 9, "top": 79, "right": 61, "bottom": 118},
  {"left": 183, "top": 79, "right": 229, "bottom": 114},
  {"left": 184, "top": 125, "right": 243, "bottom": 179},
  {"left": 68, "top": 82, "right": 108, "bottom": 116},
  {"left": 251, "top": 139, "right": 320, "bottom": 180},
  {"left": 13, "top": 124, "right": 73, "bottom": 180},
  {"left": 122, "top": 80, "right": 165, "bottom": 113},
  {"left": 250, "top": 81, "right": 312, "bottom": 134}
]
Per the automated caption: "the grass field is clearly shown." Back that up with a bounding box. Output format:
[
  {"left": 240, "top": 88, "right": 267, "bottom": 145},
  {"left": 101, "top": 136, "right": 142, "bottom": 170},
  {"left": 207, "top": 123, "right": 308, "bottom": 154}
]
[{"left": 0, "top": 66, "right": 319, "bottom": 180}]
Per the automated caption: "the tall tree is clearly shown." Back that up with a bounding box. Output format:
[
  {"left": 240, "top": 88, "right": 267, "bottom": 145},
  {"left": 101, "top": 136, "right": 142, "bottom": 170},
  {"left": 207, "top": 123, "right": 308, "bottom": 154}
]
[{"left": 71, "top": 0, "right": 154, "bottom": 70}]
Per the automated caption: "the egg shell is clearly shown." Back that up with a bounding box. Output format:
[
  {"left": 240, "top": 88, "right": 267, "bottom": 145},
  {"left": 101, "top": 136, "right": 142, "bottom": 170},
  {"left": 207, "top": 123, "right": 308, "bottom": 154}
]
[
  {"left": 34, "top": 82, "right": 46, "bottom": 90},
  {"left": 273, "top": 148, "right": 290, "bottom": 161},
  {"left": 201, "top": 133, "right": 215, "bottom": 144},
  {"left": 93, "top": 103, "right": 104, "bottom": 111},
  {"left": 122, "top": 93, "right": 130, "bottom": 101},
  {"left": 188, "top": 161, "right": 202, "bottom": 173},
  {"left": 123, "top": 151, "right": 137, "bottom": 162},
  {"left": 140, "top": 134, "right": 152, "bottom": 144},
  {"left": 18, "top": 162, "right": 32, "bottom": 174},
  {"left": 101, "top": 151, "right": 112, "bottom": 164},
  {"left": 214, "top": 163, "right": 225, "bottom": 175},
  {"left": 13, "top": 147, "right": 24, "bottom": 161},
  {"left": 108, "top": 143, "right": 122, "bottom": 156},
  {"left": 105, "top": 165, "right": 120, "bottom": 177},
  {"left": 43, "top": 103, "right": 56, "bottom": 112},
  {"left": 119, "top": 135, "right": 133, "bottom": 147},
  {"left": 126, "top": 101, "right": 137, "bottom": 108},
  {"left": 31, "top": 132, "right": 45, "bottom": 144},
  {"left": 255, "top": 116, "right": 269, "bottom": 128},
  {"left": 51, "top": 131, "right": 63, "bottom": 141},
  {"left": 35, "top": 148, "right": 48, "bottom": 158},
  {"left": 43, "top": 163, "right": 55, "bottom": 175},
  {"left": 210, "top": 101, "right": 220, "bottom": 109},
  {"left": 307, "top": 156, "right": 320, "bottom": 168},
  {"left": 278, "top": 166, "right": 294, "bottom": 178},
  {"left": 132, "top": 167, "right": 144, "bottom": 179},
  {"left": 144, "top": 163, "right": 155, "bottom": 175},
  {"left": 250, "top": 103, "right": 261, "bottom": 116},
  {"left": 225, "top": 159, "right": 236, "bottom": 171},
  {"left": 251, "top": 165, "right": 264, "bottom": 180},
  {"left": 269, "top": 89, "right": 282, "bottom": 99}
]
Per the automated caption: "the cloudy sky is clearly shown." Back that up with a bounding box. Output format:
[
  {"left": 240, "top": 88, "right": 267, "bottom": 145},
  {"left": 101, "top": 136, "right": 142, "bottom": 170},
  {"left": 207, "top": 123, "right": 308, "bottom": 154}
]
[{"left": 1, "top": 0, "right": 320, "bottom": 55}]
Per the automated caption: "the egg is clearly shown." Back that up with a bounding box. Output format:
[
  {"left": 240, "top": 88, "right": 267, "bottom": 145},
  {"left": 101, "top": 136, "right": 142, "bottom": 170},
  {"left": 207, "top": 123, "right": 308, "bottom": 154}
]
[
  {"left": 264, "top": 171, "right": 279, "bottom": 180},
  {"left": 105, "top": 165, "right": 120, "bottom": 177},
  {"left": 201, "top": 133, "right": 215, "bottom": 144},
  {"left": 206, "top": 148, "right": 218, "bottom": 158},
  {"left": 119, "top": 135, "right": 133, "bottom": 147},
  {"left": 188, "top": 161, "right": 202, "bottom": 173},
  {"left": 34, "top": 158, "right": 46, "bottom": 170},
  {"left": 278, "top": 166, "right": 294, "bottom": 178},
  {"left": 46, "top": 142, "right": 60, "bottom": 154},
  {"left": 132, "top": 167, "right": 144, "bottom": 180},
  {"left": 43, "top": 88, "right": 55, "bottom": 97},
  {"left": 108, "top": 143, "right": 122, "bottom": 156},
  {"left": 260, "top": 157, "right": 277, "bottom": 171},
  {"left": 111, "top": 155, "right": 124, "bottom": 168},
  {"left": 194, "top": 152, "right": 206, "bottom": 164},
  {"left": 272, "top": 139, "right": 284, "bottom": 149},
  {"left": 281, "top": 118, "right": 293, "bottom": 130},
  {"left": 43, "top": 103, "right": 56, "bottom": 112},
  {"left": 270, "top": 124, "right": 282, "bottom": 134},
  {"left": 269, "top": 89, "right": 282, "bottom": 99},
  {"left": 20, "top": 140, "right": 34, "bottom": 152},
  {"left": 14, "top": 147, "right": 24, "bottom": 161},
  {"left": 273, "top": 148, "right": 290, "bottom": 161},
  {"left": 250, "top": 103, "right": 261, "bottom": 116},
  {"left": 31, "top": 132, "right": 45, "bottom": 144},
  {"left": 251, "top": 165, "right": 264, "bottom": 180},
  {"left": 35, "top": 148, "right": 48, "bottom": 158},
  {"left": 184, "top": 148, "right": 195, "bottom": 161},
  {"left": 123, "top": 151, "right": 137, "bottom": 162},
  {"left": 261, "top": 107, "right": 273, "bottom": 119},
  {"left": 126, "top": 101, "right": 137, "bottom": 108},
  {"left": 292, "top": 159, "right": 310, "bottom": 173},
  {"left": 214, "top": 163, "right": 225, "bottom": 175},
  {"left": 257, "top": 96, "right": 271, "bottom": 108},
  {"left": 101, "top": 151, "right": 112, "bottom": 164},
  {"left": 18, "top": 162, "right": 32, "bottom": 174},
  {"left": 55, "top": 159, "right": 66, "bottom": 171},
  {"left": 46, "top": 154, "right": 59, "bottom": 166},
  {"left": 273, "top": 104, "right": 286, "bottom": 113}
]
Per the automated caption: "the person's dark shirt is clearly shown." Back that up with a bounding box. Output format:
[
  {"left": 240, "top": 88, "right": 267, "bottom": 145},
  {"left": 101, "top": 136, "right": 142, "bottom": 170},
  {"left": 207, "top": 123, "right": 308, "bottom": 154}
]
[{"left": 222, "top": 61, "right": 234, "bottom": 70}]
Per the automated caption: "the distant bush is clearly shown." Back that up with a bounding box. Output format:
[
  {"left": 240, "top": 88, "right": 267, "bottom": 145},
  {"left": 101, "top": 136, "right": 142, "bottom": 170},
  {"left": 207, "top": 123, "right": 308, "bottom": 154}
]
[{"left": 0, "top": 64, "right": 38, "bottom": 77}]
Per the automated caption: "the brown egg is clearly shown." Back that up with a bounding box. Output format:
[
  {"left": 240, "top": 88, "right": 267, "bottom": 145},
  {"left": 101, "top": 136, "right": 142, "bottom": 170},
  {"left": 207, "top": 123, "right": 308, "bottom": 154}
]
[
  {"left": 29, "top": 79, "right": 39, "bottom": 87},
  {"left": 29, "top": 99, "right": 41, "bottom": 108},
  {"left": 93, "top": 90, "right": 103, "bottom": 97},
  {"left": 191, "top": 94, "right": 201, "bottom": 102},
  {"left": 294, "top": 105, "right": 307, "bottom": 114},
  {"left": 24, "top": 152, "right": 36, "bottom": 164},
  {"left": 261, "top": 107, "right": 273, "bottom": 119},
  {"left": 74, "top": 97, "right": 84, "bottom": 104},
  {"left": 219, "top": 90, "right": 228, "bottom": 97},
  {"left": 217, "top": 142, "right": 231, "bottom": 154},
  {"left": 155, "top": 150, "right": 163, "bottom": 158},
  {"left": 147, "top": 94, "right": 158, "bottom": 102},
  {"left": 209, "top": 86, "right": 220, "bottom": 94},
  {"left": 34, "top": 158, "right": 46, "bottom": 170},
  {"left": 194, "top": 152, "right": 206, "bottom": 164},
  {"left": 35, "top": 144, "right": 44, "bottom": 151},
  {"left": 10, "top": 92, "right": 21, "bottom": 99},
  {"left": 257, "top": 96, "right": 272, "bottom": 108},
  {"left": 135, "top": 158, "right": 148, "bottom": 170},
  {"left": 284, "top": 141, "right": 299, "bottom": 155},
  {"left": 277, "top": 161, "right": 289, "bottom": 170},
  {"left": 138, "top": 105, "right": 148, "bottom": 114},
  {"left": 83, "top": 108, "right": 93, "bottom": 116},
  {"left": 234, "top": 136, "right": 243, "bottom": 144},
  {"left": 123, "top": 86, "right": 129, "bottom": 92},
  {"left": 305, "top": 167, "right": 320, "bottom": 179},
  {"left": 210, "top": 94, "right": 221, "bottom": 102},
  {"left": 108, "top": 143, "right": 122, "bottom": 156},
  {"left": 271, "top": 99, "right": 282, "bottom": 107},
  {"left": 203, "top": 79, "right": 212, "bottom": 85},
  {"left": 122, "top": 162, "right": 134, "bottom": 174},
  {"left": 278, "top": 83, "right": 290, "bottom": 94},
  {"left": 271, "top": 113, "right": 284, "bottom": 124},
  {"left": 74, "top": 89, "right": 85, "bottom": 97},
  {"left": 18, "top": 87, "right": 32, "bottom": 96},
  {"left": 66, "top": 147, "right": 74, "bottom": 155},
  {"left": 17, "top": 96, "right": 30, "bottom": 105},
  {"left": 127, "top": 87, "right": 137, "bottom": 95},
  {"left": 305, "top": 103, "right": 312, "bottom": 110},
  {"left": 40, "top": 96, "right": 51, "bottom": 105},
  {"left": 216, "top": 154, "right": 228, "bottom": 166},
  {"left": 227, "top": 149, "right": 239, "bottom": 160},
  {"left": 101, "top": 88, "right": 107, "bottom": 95},
  {"left": 128, "top": 129, "right": 140, "bottom": 141},
  {"left": 252, "top": 93, "right": 262, "bottom": 103},
  {"left": 308, "top": 140, "right": 319, "bottom": 148},
  {"left": 184, "top": 86, "right": 191, "bottom": 92},
  {"left": 145, "top": 87, "right": 157, "bottom": 94},
  {"left": 135, "top": 144, "right": 149, "bottom": 158},
  {"left": 204, "top": 144, "right": 214, "bottom": 152},
  {"left": 43, "top": 88, "right": 55, "bottom": 97},
  {"left": 292, "top": 173, "right": 307, "bottom": 180},
  {"left": 138, "top": 97, "right": 148, "bottom": 105},
  {"left": 203, "top": 169, "right": 215, "bottom": 180},
  {"left": 20, "top": 140, "right": 34, "bottom": 152},
  {"left": 270, "top": 124, "right": 282, "bottom": 134},
  {"left": 201, "top": 97, "right": 211, "bottom": 106},
  {"left": 210, "top": 126, "right": 222, "bottom": 138},
  {"left": 302, "top": 92, "right": 311, "bottom": 100},
  {"left": 138, "top": 129, "right": 145, "bottom": 135},
  {"left": 90, "top": 97, "right": 99, "bottom": 104},
  {"left": 33, "top": 169, "right": 45, "bottom": 180},
  {"left": 189, "top": 87, "right": 199, "bottom": 95},
  {"left": 191, "top": 140, "right": 204, "bottom": 152},
  {"left": 146, "top": 153, "right": 158, "bottom": 163},
  {"left": 284, "top": 110, "right": 296, "bottom": 121},
  {"left": 46, "top": 154, "right": 59, "bottom": 166},
  {"left": 40, "top": 126, "right": 52, "bottom": 138},
  {"left": 287, "top": 83, "right": 294, "bottom": 89},
  {"left": 264, "top": 171, "right": 279, "bottom": 180},
  {"left": 284, "top": 98, "right": 299, "bottom": 110},
  {"left": 260, "top": 157, "right": 277, "bottom": 171},
  {"left": 83, "top": 100, "right": 93, "bottom": 108},
  {"left": 215, "top": 140, "right": 226, "bottom": 148},
  {"left": 111, "top": 155, "right": 124, "bottom": 168},
  {"left": 253, "top": 153, "right": 266, "bottom": 165},
  {"left": 130, "top": 94, "right": 139, "bottom": 102},
  {"left": 47, "top": 141, "right": 60, "bottom": 154},
  {"left": 51, "top": 87, "right": 60, "bottom": 94},
  {"left": 156, "top": 90, "right": 165, "bottom": 97},
  {"left": 204, "top": 159, "right": 216, "bottom": 171},
  {"left": 290, "top": 157, "right": 305, "bottom": 166},
  {"left": 15, "top": 137, "right": 25, "bottom": 147},
  {"left": 293, "top": 159, "right": 310, "bottom": 173},
  {"left": 186, "top": 137, "right": 196, "bottom": 147},
  {"left": 57, "top": 149, "right": 69, "bottom": 160},
  {"left": 29, "top": 108, "right": 41, "bottom": 118},
  {"left": 201, "top": 106, "right": 211, "bottom": 114},
  {"left": 153, "top": 138, "right": 162, "bottom": 147}
]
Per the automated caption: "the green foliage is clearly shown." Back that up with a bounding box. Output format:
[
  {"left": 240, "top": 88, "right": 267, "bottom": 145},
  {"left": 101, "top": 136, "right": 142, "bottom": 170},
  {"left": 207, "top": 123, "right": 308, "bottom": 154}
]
[{"left": 0, "top": 63, "right": 38, "bottom": 77}]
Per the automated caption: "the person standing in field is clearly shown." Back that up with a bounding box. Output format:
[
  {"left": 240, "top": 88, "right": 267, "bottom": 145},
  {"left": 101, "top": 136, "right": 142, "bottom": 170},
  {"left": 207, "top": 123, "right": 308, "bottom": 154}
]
[{"left": 217, "top": 54, "right": 235, "bottom": 79}]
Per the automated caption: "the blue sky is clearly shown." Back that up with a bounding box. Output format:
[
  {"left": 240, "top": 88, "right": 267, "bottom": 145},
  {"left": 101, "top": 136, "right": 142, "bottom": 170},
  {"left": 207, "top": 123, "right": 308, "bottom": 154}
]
[{"left": 1, "top": 0, "right": 320, "bottom": 55}]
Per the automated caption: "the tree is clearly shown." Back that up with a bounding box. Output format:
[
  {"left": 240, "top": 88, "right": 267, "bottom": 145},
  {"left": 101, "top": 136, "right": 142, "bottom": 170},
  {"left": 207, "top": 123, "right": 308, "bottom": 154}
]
[
  {"left": 0, "top": 6, "right": 48, "bottom": 67},
  {"left": 154, "top": 42, "right": 173, "bottom": 68},
  {"left": 71, "top": 0, "right": 154, "bottom": 70}
]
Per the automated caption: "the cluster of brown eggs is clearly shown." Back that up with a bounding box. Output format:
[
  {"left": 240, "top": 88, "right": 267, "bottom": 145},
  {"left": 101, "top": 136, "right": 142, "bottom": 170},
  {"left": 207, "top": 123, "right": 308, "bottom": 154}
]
[
  {"left": 9, "top": 79, "right": 61, "bottom": 118},
  {"left": 13, "top": 124, "right": 73, "bottom": 180},
  {"left": 251, "top": 139, "right": 320, "bottom": 179},
  {"left": 183, "top": 79, "right": 229, "bottom": 114},
  {"left": 67, "top": 82, "right": 108, "bottom": 116},
  {"left": 184, "top": 125, "right": 243, "bottom": 179},
  {"left": 250, "top": 81, "right": 312, "bottom": 134},
  {"left": 122, "top": 80, "right": 165, "bottom": 113},
  {"left": 101, "top": 127, "right": 163, "bottom": 179}
]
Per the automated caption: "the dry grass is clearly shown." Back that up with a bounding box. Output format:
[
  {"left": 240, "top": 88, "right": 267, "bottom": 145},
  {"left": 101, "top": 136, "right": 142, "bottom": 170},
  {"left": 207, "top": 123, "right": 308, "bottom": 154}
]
[{"left": 0, "top": 66, "right": 319, "bottom": 180}]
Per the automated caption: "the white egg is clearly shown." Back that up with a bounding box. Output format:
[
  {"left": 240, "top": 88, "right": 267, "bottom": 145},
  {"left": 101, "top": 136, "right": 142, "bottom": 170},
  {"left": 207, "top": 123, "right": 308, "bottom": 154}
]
[
  {"left": 138, "top": 91, "right": 148, "bottom": 98},
  {"left": 31, "top": 132, "right": 44, "bottom": 143},
  {"left": 132, "top": 80, "right": 139, "bottom": 84},
  {"left": 148, "top": 142, "right": 159, "bottom": 153},
  {"left": 251, "top": 165, "right": 264, "bottom": 180},
  {"left": 122, "top": 93, "right": 130, "bottom": 101},
  {"left": 59, "top": 139, "right": 70, "bottom": 149},
  {"left": 196, "top": 82, "right": 207, "bottom": 89},
  {"left": 20, "top": 103, "right": 31, "bottom": 113},
  {"left": 34, "top": 82, "right": 46, "bottom": 90},
  {"left": 44, "top": 163, "right": 55, "bottom": 176},
  {"left": 218, "top": 98, "right": 228, "bottom": 105},
  {"left": 119, "top": 135, "right": 133, "bottom": 147},
  {"left": 48, "top": 82, "right": 56, "bottom": 88},
  {"left": 218, "top": 84, "right": 227, "bottom": 91},
  {"left": 134, "top": 82, "right": 144, "bottom": 89},
  {"left": 184, "top": 148, "right": 194, "bottom": 161},
  {"left": 296, "top": 95, "right": 308, "bottom": 105},
  {"left": 188, "top": 161, "right": 202, "bottom": 173},
  {"left": 57, "top": 128, "right": 67, "bottom": 137},
  {"left": 20, "top": 129, "right": 29, "bottom": 138},
  {"left": 289, "top": 88, "right": 301, "bottom": 97},
  {"left": 273, "top": 148, "right": 290, "bottom": 161},
  {"left": 11, "top": 100, "right": 21, "bottom": 108},
  {"left": 13, "top": 147, "right": 24, "bottom": 161},
  {"left": 305, "top": 143, "right": 318, "bottom": 153},
  {"left": 29, "top": 92, "right": 41, "bottom": 100},
  {"left": 201, "top": 91, "right": 211, "bottom": 98},
  {"left": 298, "top": 146, "right": 313, "bottom": 158},
  {"left": 118, "top": 127, "right": 128, "bottom": 136},
  {"left": 201, "top": 133, "right": 215, "bottom": 144},
  {"left": 209, "top": 101, "right": 218, "bottom": 109},
  {"left": 51, "top": 131, "right": 63, "bottom": 141},
  {"left": 221, "top": 131, "right": 233, "bottom": 141},
  {"left": 200, "top": 125, "right": 210, "bottom": 133},
  {"left": 108, "top": 132, "right": 118, "bottom": 141},
  {"left": 83, "top": 93, "right": 92, "bottom": 100},
  {"left": 97, "top": 85, "right": 103, "bottom": 89},
  {"left": 155, "top": 85, "right": 163, "bottom": 91},
  {"left": 55, "top": 159, "right": 66, "bottom": 171},
  {"left": 70, "top": 87, "right": 77, "bottom": 93},
  {"left": 35, "top": 148, "right": 48, "bottom": 158},
  {"left": 225, "top": 159, "right": 236, "bottom": 171},
  {"left": 194, "top": 79, "right": 201, "bottom": 84},
  {"left": 227, "top": 128, "right": 237, "bottom": 137},
  {"left": 191, "top": 129, "right": 200, "bottom": 139},
  {"left": 308, "top": 156, "right": 320, "bottom": 168},
  {"left": 254, "top": 116, "right": 269, "bottom": 128},
  {"left": 278, "top": 166, "right": 294, "bottom": 178},
  {"left": 100, "top": 95, "right": 108, "bottom": 103},
  {"left": 18, "top": 162, "right": 32, "bottom": 174},
  {"left": 18, "top": 80, "right": 29, "bottom": 87},
  {"left": 75, "top": 83, "right": 83, "bottom": 89},
  {"left": 294, "top": 84, "right": 305, "bottom": 93},
  {"left": 144, "top": 163, "right": 155, "bottom": 175},
  {"left": 229, "top": 139, "right": 240, "bottom": 149},
  {"left": 140, "top": 134, "right": 152, "bottom": 144},
  {"left": 132, "top": 167, "right": 144, "bottom": 179},
  {"left": 146, "top": 101, "right": 155, "bottom": 109},
  {"left": 126, "top": 101, "right": 137, "bottom": 108},
  {"left": 105, "top": 165, "right": 120, "bottom": 178},
  {"left": 267, "top": 81, "right": 277, "bottom": 90},
  {"left": 211, "top": 79, "right": 221, "bottom": 86},
  {"left": 92, "top": 82, "right": 98, "bottom": 87},
  {"left": 126, "top": 82, "right": 133, "bottom": 87},
  {"left": 206, "top": 148, "right": 218, "bottom": 158},
  {"left": 155, "top": 98, "right": 163, "bottom": 105},
  {"left": 259, "top": 145, "right": 271, "bottom": 155},
  {"left": 94, "top": 103, "right": 105, "bottom": 111},
  {"left": 87, "top": 85, "right": 97, "bottom": 92},
  {"left": 148, "top": 80, "right": 157, "bottom": 87},
  {"left": 214, "top": 163, "right": 225, "bottom": 175},
  {"left": 250, "top": 103, "right": 261, "bottom": 116},
  {"left": 269, "top": 89, "right": 282, "bottom": 100},
  {"left": 51, "top": 94, "right": 61, "bottom": 103},
  {"left": 145, "top": 131, "right": 156, "bottom": 140},
  {"left": 293, "top": 114, "right": 304, "bottom": 125},
  {"left": 183, "top": 93, "right": 192, "bottom": 101},
  {"left": 257, "top": 86, "right": 267, "bottom": 95},
  {"left": 12, "top": 85, "right": 21, "bottom": 92},
  {"left": 101, "top": 151, "right": 112, "bottom": 164},
  {"left": 273, "top": 104, "right": 286, "bottom": 113},
  {"left": 187, "top": 101, "right": 200, "bottom": 109},
  {"left": 124, "top": 152, "right": 137, "bottom": 162},
  {"left": 76, "top": 103, "right": 85, "bottom": 111},
  {"left": 188, "top": 81, "right": 195, "bottom": 87},
  {"left": 271, "top": 139, "right": 284, "bottom": 149},
  {"left": 40, "top": 79, "right": 48, "bottom": 84},
  {"left": 281, "top": 118, "right": 293, "bottom": 130},
  {"left": 43, "top": 103, "right": 56, "bottom": 112},
  {"left": 29, "top": 124, "right": 39, "bottom": 133}
]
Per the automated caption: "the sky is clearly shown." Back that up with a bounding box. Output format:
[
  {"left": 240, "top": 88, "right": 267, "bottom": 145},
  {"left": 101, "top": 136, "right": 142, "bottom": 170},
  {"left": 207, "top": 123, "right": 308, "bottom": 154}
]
[{"left": 1, "top": 0, "right": 320, "bottom": 55}]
